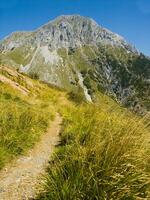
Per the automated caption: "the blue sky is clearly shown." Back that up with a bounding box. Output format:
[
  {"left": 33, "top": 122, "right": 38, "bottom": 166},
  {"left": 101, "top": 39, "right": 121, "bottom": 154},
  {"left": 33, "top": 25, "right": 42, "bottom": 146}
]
[{"left": 0, "top": 0, "right": 150, "bottom": 55}]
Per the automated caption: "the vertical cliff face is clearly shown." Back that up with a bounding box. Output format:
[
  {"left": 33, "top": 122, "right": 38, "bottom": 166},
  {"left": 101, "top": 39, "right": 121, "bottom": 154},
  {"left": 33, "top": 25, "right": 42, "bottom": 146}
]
[{"left": 0, "top": 15, "right": 149, "bottom": 112}]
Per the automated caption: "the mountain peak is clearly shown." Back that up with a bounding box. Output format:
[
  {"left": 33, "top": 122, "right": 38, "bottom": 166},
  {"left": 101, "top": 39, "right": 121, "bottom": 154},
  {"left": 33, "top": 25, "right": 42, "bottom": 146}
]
[
  {"left": 52, "top": 14, "right": 96, "bottom": 22},
  {"left": 0, "top": 15, "right": 136, "bottom": 54},
  {"left": 0, "top": 15, "right": 149, "bottom": 113}
]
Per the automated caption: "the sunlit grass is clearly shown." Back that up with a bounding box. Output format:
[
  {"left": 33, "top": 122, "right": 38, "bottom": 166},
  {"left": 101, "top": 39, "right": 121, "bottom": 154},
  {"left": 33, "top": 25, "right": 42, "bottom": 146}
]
[
  {"left": 0, "top": 72, "right": 63, "bottom": 169},
  {"left": 37, "top": 94, "right": 150, "bottom": 199},
  {"left": 1, "top": 65, "right": 150, "bottom": 199}
]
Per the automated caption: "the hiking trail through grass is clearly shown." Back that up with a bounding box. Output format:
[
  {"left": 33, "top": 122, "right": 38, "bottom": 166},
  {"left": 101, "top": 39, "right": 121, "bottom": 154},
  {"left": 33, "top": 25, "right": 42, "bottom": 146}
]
[{"left": 0, "top": 113, "right": 62, "bottom": 200}]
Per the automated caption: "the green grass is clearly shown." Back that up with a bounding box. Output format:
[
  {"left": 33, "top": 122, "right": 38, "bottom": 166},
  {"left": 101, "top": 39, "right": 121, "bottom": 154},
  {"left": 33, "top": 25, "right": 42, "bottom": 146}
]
[
  {"left": 37, "top": 93, "right": 150, "bottom": 200},
  {"left": 6, "top": 46, "right": 34, "bottom": 66},
  {"left": 0, "top": 67, "right": 63, "bottom": 169},
  {"left": 1, "top": 65, "right": 150, "bottom": 199}
]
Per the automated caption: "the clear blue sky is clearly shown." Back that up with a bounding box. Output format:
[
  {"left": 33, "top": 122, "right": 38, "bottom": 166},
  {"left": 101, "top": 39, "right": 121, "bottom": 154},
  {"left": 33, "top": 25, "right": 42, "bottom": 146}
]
[{"left": 0, "top": 0, "right": 150, "bottom": 55}]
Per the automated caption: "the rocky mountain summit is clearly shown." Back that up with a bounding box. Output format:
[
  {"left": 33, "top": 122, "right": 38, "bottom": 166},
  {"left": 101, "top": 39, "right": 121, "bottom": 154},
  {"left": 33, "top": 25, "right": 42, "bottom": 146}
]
[
  {"left": 0, "top": 15, "right": 136, "bottom": 52},
  {"left": 0, "top": 15, "right": 149, "bottom": 113}
]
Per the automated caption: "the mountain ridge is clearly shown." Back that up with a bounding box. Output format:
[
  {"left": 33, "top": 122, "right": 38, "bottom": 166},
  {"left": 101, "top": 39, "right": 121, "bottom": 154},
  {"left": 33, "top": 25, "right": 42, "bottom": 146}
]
[
  {"left": 0, "top": 15, "right": 137, "bottom": 52},
  {"left": 0, "top": 15, "right": 149, "bottom": 113}
]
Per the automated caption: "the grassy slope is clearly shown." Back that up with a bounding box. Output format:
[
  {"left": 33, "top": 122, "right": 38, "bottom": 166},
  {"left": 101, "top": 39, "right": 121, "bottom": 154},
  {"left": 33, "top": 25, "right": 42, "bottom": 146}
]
[
  {"left": 37, "top": 93, "right": 150, "bottom": 200},
  {"left": 57, "top": 45, "right": 150, "bottom": 110},
  {"left": 1, "top": 44, "right": 149, "bottom": 111},
  {"left": 0, "top": 65, "right": 64, "bottom": 169},
  {"left": 1, "top": 64, "right": 150, "bottom": 199}
]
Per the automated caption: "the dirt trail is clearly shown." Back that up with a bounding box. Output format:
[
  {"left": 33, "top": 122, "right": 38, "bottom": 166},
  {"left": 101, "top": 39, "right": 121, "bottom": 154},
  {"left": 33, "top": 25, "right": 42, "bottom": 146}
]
[{"left": 0, "top": 113, "right": 62, "bottom": 200}]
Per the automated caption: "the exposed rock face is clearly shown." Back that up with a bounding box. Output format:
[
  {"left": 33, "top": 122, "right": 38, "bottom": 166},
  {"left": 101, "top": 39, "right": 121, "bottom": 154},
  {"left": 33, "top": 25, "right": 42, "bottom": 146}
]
[
  {"left": 0, "top": 15, "right": 149, "bottom": 112},
  {"left": 0, "top": 15, "right": 136, "bottom": 52}
]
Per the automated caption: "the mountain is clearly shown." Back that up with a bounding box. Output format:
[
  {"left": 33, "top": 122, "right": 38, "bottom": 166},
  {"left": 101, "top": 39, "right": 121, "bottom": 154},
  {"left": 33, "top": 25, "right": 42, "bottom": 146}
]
[
  {"left": 0, "top": 16, "right": 150, "bottom": 199},
  {"left": 0, "top": 15, "right": 150, "bottom": 112}
]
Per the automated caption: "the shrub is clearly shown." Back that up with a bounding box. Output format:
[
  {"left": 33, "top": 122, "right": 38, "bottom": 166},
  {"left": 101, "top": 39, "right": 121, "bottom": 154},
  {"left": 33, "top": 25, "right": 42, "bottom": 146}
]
[
  {"left": 68, "top": 87, "right": 86, "bottom": 104},
  {"left": 29, "top": 72, "right": 39, "bottom": 80}
]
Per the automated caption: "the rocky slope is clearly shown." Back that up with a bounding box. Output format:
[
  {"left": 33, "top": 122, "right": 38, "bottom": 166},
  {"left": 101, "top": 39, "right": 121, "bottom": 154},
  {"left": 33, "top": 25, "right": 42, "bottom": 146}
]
[
  {"left": 0, "top": 15, "right": 149, "bottom": 112},
  {"left": 0, "top": 15, "right": 136, "bottom": 52}
]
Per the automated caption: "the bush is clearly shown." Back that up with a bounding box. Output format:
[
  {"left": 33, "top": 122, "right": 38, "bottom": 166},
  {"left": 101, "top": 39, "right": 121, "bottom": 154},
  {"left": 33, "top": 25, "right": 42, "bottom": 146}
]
[
  {"left": 68, "top": 47, "right": 75, "bottom": 55},
  {"left": 83, "top": 76, "right": 91, "bottom": 90},
  {"left": 68, "top": 87, "right": 86, "bottom": 104},
  {"left": 29, "top": 72, "right": 39, "bottom": 80}
]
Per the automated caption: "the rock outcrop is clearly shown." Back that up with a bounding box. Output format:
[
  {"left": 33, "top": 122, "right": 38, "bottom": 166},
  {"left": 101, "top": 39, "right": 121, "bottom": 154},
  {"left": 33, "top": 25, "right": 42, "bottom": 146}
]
[{"left": 0, "top": 15, "right": 149, "bottom": 112}]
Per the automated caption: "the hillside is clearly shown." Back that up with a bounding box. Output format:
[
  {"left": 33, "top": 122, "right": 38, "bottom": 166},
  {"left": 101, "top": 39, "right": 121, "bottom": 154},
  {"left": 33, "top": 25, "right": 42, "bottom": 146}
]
[
  {"left": 0, "top": 65, "right": 150, "bottom": 199},
  {"left": 0, "top": 14, "right": 150, "bottom": 200},
  {"left": 0, "top": 64, "right": 64, "bottom": 169},
  {"left": 37, "top": 99, "right": 150, "bottom": 200},
  {"left": 0, "top": 15, "right": 149, "bottom": 113}
]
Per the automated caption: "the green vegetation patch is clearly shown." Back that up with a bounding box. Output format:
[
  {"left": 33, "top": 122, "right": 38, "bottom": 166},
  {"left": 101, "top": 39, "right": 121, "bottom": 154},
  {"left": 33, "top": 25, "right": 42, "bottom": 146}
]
[
  {"left": 6, "top": 46, "right": 35, "bottom": 66},
  {"left": 37, "top": 93, "right": 150, "bottom": 200},
  {"left": 0, "top": 70, "right": 62, "bottom": 169}
]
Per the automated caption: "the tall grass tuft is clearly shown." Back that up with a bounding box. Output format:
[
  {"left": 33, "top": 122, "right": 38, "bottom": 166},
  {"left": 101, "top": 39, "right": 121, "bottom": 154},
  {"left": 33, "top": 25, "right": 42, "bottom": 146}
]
[
  {"left": 0, "top": 76, "right": 62, "bottom": 169},
  {"left": 37, "top": 101, "right": 150, "bottom": 199}
]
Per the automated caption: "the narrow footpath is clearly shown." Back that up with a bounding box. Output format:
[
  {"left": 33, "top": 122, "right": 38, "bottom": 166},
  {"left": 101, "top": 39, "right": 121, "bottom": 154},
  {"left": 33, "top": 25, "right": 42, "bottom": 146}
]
[{"left": 0, "top": 113, "right": 62, "bottom": 200}]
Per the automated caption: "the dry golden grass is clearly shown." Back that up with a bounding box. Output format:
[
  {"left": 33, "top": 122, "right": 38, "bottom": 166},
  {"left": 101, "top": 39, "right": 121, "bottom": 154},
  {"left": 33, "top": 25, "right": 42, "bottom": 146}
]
[
  {"left": 0, "top": 67, "right": 63, "bottom": 169},
  {"left": 37, "top": 94, "right": 150, "bottom": 200}
]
